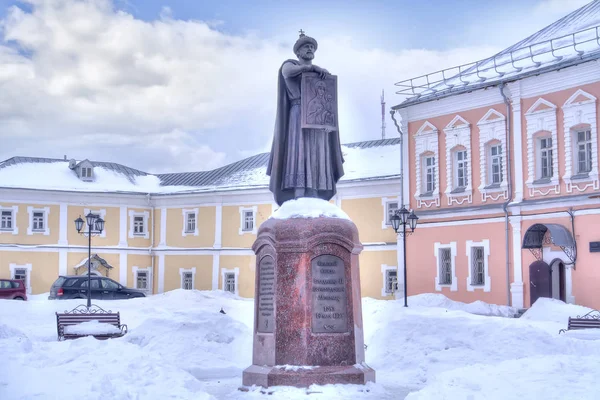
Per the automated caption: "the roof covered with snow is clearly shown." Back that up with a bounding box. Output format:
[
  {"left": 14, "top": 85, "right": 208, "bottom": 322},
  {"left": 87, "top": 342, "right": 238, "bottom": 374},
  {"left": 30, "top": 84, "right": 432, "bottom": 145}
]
[
  {"left": 0, "top": 138, "right": 400, "bottom": 194},
  {"left": 393, "top": 0, "right": 600, "bottom": 109}
]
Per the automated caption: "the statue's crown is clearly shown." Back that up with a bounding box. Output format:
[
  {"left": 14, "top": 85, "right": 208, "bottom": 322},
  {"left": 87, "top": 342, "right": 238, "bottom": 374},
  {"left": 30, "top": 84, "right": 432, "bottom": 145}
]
[{"left": 294, "top": 29, "right": 318, "bottom": 54}]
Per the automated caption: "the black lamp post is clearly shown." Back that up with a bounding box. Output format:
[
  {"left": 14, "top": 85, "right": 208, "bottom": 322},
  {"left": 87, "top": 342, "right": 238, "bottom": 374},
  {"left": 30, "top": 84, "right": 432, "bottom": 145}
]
[
  {"left": 74, "top": 212, "right": 105, "bottom": 308},
  {"left": 390, "top": 206, "right": 419, "bottom": 307}
]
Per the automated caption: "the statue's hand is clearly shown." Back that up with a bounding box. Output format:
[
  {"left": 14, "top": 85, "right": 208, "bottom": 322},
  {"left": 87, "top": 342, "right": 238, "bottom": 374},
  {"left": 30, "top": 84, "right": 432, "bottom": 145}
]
[
  {"left": 313, "top": 65, "right": 330, "bottom": 79},
  {"left": 322, "top": 127, "right": 336, "bottom": 134}
]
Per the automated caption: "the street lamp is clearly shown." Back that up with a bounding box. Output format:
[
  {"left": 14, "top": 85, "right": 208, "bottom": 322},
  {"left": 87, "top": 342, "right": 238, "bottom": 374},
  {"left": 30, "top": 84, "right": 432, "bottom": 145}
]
[
  {"left": 74, "top": 212, "right": 105, "bottom": 308},
  {"left": 390, "top": 206, "right": 419, "bottom": 307}
]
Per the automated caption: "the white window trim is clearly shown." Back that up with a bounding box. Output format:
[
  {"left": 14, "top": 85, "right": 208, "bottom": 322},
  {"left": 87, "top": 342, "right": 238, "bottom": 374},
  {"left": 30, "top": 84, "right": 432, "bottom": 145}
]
[
  {"left": 132, "top": 266, "right": 153, "bottom": 294},
  {"left": 83, "top": 208, "right": 107, "bottom": 238},
  {"left": 444, "top": 115, "right": 473, "bottom": 205},
  {"left": 182, "top": 208, "right": 199, "bottom": 237},
  {"left": 128, "top": 210, "right": 150, "bottom": 239},
  {"left": 434, "top": 242, "right": 457, "bottom": 291},
  {"left": 238, "top": 206, "right": 258, "bottom": 235},
  {"left": 221, "top": 267, "right": 240, "bottom": 295},
  {"left": 10, "top": 263, "right": 32, "bottom": 295},
  {"left": 179, "top": 267, "right": 196, "bottom": 290},
  {"left": 413, "top": 121, "right": 440, "bottom": 208},
  {"left": 477, "top": 109, "right": 508, "bottom": 201},
  {"left": 466, "top": 239, "right": 491, "bottom": 292},
  {"left": 0, "top": 205, "right": 19, "bottom": 235},
  {"left": 562, "top": 89, "right": 599, "bottom": 193},
  {"left": 27, "top": 206, "right": 50, "bottom": 236},
  {"left": 380, "top": 264, "right": 398, "bottom": 297},
  {"left": 524, "top": 98, "right": 560, "bottom": 196},
  {"left": 381, "top": 197, "right": 399, "bottom": 229}
]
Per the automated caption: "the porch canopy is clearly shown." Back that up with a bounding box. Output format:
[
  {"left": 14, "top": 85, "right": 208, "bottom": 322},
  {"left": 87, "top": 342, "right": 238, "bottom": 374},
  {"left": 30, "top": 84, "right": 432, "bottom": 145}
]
[{"left": 522, "top": 223, "right": 576, "bottom": 264}]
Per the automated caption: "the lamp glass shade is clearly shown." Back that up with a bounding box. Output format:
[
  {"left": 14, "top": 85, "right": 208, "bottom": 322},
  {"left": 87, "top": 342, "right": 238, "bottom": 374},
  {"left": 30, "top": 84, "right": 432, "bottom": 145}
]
[
  {"left": 74, "top": 217, "right": 84, "bottom": 232},
  {"left": 408, "top": 211, "right": 419, "bottom": 231},
  {"left": 390, "top": 213, "right": 401, "bottom": 233},
  {"left": 399, "top": 206, "right": 410, "bottom": 225},
  {"left": 85, "top": 212, "right": 97, "bottom": 228},
  {"left": 95, "top": 217, "right": 105, "bottom": 233}
]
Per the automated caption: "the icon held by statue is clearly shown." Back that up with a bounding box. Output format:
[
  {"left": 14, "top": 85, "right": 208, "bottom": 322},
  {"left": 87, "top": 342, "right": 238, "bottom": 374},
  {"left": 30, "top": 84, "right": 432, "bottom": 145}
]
[{"left": 301, "top": 72, "right": 338, "bottom": 132}]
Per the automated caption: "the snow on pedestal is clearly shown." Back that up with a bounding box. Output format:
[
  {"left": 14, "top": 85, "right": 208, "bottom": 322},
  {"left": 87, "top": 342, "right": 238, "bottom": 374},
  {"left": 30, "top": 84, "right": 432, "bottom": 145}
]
[{"left": 271, "top": 198, "right": 350, "bottom": 220}]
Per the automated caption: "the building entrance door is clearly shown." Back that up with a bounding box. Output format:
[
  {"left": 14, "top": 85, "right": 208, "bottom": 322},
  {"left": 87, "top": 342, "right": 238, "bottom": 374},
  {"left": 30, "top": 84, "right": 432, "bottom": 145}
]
[
  {"left": 550, "top": 260, "right": 566, "bottom": 302},
  {"left": 529, "top": 260, "right": 551, "bottom": 307}
]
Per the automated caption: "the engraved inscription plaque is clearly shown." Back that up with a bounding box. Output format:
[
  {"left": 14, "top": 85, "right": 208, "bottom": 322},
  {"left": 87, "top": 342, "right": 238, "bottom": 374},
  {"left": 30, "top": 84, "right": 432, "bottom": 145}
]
[
  {"left": 311, "top": 254, "right": 348, "bottom": 333},
  {"left": 257, "top": 256, "right": 275, "bottom": 333}
]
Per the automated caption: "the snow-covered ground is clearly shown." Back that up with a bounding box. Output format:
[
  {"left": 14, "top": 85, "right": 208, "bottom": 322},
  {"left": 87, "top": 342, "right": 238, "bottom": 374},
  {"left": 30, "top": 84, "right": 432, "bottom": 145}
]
[{"left": 1, "top": 291, "right": 599, "bottom": 400}]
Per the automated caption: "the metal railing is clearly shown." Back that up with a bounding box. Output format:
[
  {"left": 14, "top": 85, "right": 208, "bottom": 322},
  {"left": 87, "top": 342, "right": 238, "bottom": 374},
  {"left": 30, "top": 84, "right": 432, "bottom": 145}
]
[{"left": 394, "top": 24, "right": 600, "bottom": 100}]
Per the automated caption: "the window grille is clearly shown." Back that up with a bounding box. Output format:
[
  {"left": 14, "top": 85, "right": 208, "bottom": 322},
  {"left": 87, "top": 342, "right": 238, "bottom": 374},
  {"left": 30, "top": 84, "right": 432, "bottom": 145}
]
[
  {"left": 33, "top": 211, "right": 44, "bottom": 231},
  {"left": 136, "top": 271, "right": 148, "bottom": 290},
  {"left": 455, "top": 150, "right": 468, "bottom": 188},
  {"left": 577, "top": 130, "right": 592, "bottom": 174},
  {"left": 182, "top": 272, "right": 193, "bottom": 290},
  {"left": 490, "top": 145, "right": 503, "bottom": 184},
  {"left": 438, "top": 248, "right": 452, "bottom": 285},
  {"left": 540, "top": 137, "right": 553, "bottom": 178},
  {"left": 471, "top": 246, "right": 485, "bottom": 285},
  {"left": 424, "top": 156, "right": 436, "bottom": 192},
  {"left": 385, "top": 270, "right": 398, "bottom": 294},
  {"left": 225, "top": 272, "right": 236, "bottom": 293}
]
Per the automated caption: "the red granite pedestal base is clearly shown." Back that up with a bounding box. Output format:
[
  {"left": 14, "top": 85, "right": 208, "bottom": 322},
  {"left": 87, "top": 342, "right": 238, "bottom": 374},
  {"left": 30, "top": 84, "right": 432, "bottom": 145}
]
[{"left": 241, "top": 216, "right": 376, "bottom": 389}]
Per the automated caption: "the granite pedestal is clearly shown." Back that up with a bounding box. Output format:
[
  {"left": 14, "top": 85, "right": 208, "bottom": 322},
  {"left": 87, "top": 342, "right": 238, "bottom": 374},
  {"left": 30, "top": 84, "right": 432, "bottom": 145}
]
[{"left": 241, "top": 215, "right": 375, "bottom": 388}]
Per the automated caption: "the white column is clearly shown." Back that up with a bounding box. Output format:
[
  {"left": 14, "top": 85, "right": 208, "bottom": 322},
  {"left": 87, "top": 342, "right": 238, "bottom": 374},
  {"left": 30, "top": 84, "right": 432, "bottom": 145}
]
[
  {"left": 159, "top": 207, "right": 167, "bottom": 246},
  {"left": 119, "top": 252, "right": 127, "bottom": 286},
  {"left": 59, "top": 249, "right": 68, "bottom": 276},
  {"left": 399, "top": 109, "right": 410, "bottom": 208},
  {"left": 394, "top": 233, "right": 406, "bottom": 300},
  {"left": 158, "top": 254, "right": 165, "bottom": 293},
  {"left": 212, "top": 253, "right": 220, "bottom": 290},
  {"left": 118, "top": 206, "right": 127, "bottom": 247},
  {"left": 214, "top": 204, "right": 222, "bottom": 249},
  {"left": 58, "top": 203, "right": 68, "bottom": 245},
  {"left": 509, "top": 216, "right": 524, "bottom": 308},
  {"left": 509, "top": 82, "right": 524, "bottom": 203}
]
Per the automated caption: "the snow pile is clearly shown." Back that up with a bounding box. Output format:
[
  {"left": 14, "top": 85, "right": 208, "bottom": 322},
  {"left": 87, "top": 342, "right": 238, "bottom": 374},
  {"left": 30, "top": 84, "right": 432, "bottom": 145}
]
[
  {"left": 520, "top": 297, "right": 596, "bottom": 324},
  {"left": 408, "top": 293, "right": 520, "bottom": 317},
  {"left": 272, "top": 197, "right": 350, "bottom": 220},
  {"left": 63, "top": 320, "right": 122, "bottom": 335}
]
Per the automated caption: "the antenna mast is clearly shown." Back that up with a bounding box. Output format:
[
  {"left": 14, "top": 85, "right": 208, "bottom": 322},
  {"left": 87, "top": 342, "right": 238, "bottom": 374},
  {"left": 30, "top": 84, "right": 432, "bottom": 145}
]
[{"left": 381, "top": 89, "right": 386, "bottom": 139}]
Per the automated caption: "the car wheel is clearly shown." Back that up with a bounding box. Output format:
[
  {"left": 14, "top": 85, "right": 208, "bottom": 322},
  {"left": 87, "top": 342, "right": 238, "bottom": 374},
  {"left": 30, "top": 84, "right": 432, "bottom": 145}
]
[{"left": 14, "top": 296, "right": 24, "bottom": 301}]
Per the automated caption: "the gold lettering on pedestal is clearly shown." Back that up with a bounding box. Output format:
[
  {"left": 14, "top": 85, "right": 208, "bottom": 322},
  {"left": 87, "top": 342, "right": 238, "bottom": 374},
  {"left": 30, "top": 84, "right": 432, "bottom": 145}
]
[
  {"left": 311, "top": 255, "right": 348, "bottom": 333},
  {"left": 257, "top": 256, "right": 275, "bottom": 333}
]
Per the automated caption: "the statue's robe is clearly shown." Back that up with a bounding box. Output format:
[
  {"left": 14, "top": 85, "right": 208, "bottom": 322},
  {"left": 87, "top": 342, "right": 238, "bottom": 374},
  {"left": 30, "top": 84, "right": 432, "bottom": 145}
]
[{"left": 266, "top": 59, "right": 345, "bottom": 206}]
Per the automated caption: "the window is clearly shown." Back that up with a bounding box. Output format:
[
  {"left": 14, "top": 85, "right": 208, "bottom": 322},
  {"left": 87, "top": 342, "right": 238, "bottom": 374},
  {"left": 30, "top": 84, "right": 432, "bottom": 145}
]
[
  {"left": 32, "top": 212, "right": 44, "bottom": 231},
  {"left": 81, "top": 167, "right": 92, "bottom": 178},
  {"left": 1, "top": 210, "right": 12, "bottom": 230},
  {"left": 9, "top": 263, "right": 32, "bottom": 294},
  {"left": 489, "top": 145, "right": 503, "bottom": 185},
  {"left": 466, "top": 240, "right": 490, "bottom": 292},
  {"left": 385, "top": 201, "right": 398, "bottom": 225},
  {"left": 186, "top": 212, "right": 196, "bottom": 233},
  {"left": 242, "top": 210, "right": 254, "bottom": 232},
  {"left": 14, "top": 268, "right": 27, "bottom": 287},
  {"left": 385, "top": 269, "right": 398, "bottom": 294},
  {"left": 470, "top": 247, "right": 485, "bottom": 286},
  {"left": 80, "top": 279, "right": 100, "bottom": 289},
  {"left": 101, "top": 279, "right": 119, "bottom": 290},
  {"left": 133, "top": 216, "right": 145, "bottom": 235},
  {"left": 136, "top": 271, "right": 148, "bottom": 290},
  {"left": 539, "top": 137, "right": 554, "bottom": 179},
  {"left": 438, "top": 248, "right": 452, "bottom": 285},
  {"left": 423, "top": 156, "right": 436, "bottom": 194},
  {"left": 182, "top": 272, "right": 193, "bottom": 290},
  {"left": 224, "top": 272, "right": 236, "bottom": 293},
  {"left": 454, "top": 150, "right": 468, "bottom": 189},
  {"left": 576, "top": 129, "right": 592, "bottom": 174}
]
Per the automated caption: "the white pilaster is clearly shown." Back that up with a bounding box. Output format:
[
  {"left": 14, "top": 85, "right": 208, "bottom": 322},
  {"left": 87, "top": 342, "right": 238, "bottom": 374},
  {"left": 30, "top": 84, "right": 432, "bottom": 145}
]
[
  {"left": 119, "top": 206, "right": 127, "bottom": 247},
  {"left": 158, "top": 254, "right": 165, "bottom": 293},
  {"left": 395, "top": 234, "right": 406, "bottom": 300},
  {"left": 398, "top": 108, "right": 410, "bottom": 208},
  {"left": 159, "top": 207, "right": 167, "bottom": 246},
  {"left": 509, "top": 82, "right": 524, "bottom": 203},
  {"left": 212, "top": 253, "right": 220, "bottom": 290},
  {"left": 214, "top": 204, "right": 222, "bottom": 249},
  {"left": 58, "top": 203, "right": 68, "bottom": 245},
  {"left": 509, "top": 216, "right": 524, "bottom": 308},
  {"left": 119, "top": 252, "right": 127, "bottom": 286},
  {"left": 59, "top": 249, "right": 67, "bottom": 276}
]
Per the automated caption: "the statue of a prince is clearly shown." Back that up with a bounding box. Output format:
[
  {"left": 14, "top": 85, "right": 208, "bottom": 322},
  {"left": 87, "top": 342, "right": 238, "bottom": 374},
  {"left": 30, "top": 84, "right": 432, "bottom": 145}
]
[{"left": 266, "top": 31, "right": 345, "bottom": 206}]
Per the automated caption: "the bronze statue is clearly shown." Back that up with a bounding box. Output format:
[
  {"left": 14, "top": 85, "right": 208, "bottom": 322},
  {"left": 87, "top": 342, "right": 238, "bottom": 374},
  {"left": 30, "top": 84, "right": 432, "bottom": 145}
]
[{"left": 266, "top": 31, "right": 345, "bottom": 206}]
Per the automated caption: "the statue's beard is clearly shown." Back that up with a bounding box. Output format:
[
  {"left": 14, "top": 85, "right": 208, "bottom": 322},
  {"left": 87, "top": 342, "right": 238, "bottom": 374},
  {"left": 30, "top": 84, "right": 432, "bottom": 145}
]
[{"left": 299, "top": 51, "right": 314, "bottom": 61}]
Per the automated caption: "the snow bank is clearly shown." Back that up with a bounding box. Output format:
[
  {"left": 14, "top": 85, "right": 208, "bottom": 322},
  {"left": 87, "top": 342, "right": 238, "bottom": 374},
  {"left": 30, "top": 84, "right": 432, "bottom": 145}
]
[
  {"left": 272, "top": 198, "right": 350, "bottom": 220},
  {"left": 408, "top": 293, "right": 520, "bottom": 317},
  {"left": 520, "top": 297, "right": 597, "bottom": 324}
]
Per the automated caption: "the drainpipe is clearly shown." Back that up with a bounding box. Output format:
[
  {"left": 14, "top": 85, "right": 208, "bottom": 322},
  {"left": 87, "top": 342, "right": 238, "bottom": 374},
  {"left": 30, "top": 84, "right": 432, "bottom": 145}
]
[{"left": 499, "top": 83, "right": 513, "bottom": 307}]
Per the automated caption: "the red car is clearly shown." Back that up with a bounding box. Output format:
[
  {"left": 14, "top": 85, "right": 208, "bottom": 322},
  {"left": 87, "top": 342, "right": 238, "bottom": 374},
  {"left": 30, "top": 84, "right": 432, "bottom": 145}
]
[{"left": 0, "top": 279, "right": 27, "bottom": 300}]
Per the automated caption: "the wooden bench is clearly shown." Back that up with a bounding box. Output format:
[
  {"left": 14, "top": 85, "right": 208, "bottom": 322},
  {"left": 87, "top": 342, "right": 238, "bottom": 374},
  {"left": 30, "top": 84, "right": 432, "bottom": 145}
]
[
  {"left": 56, "top": 305, "right": 128, "bottom": 341},
  {"left": 559, "top": 310, "right": 600, "bottom": 334}
]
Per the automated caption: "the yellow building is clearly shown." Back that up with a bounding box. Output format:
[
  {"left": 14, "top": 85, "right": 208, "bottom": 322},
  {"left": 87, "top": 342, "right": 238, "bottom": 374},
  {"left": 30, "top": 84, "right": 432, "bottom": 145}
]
[{"left": 0, "top": 139, "right": 404, "bottom": 300}]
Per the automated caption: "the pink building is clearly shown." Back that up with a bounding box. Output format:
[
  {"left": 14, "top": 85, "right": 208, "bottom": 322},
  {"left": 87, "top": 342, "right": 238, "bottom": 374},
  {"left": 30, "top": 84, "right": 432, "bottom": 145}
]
[{"left": 391, "top": 1, "right": 600, "bottom": 310}]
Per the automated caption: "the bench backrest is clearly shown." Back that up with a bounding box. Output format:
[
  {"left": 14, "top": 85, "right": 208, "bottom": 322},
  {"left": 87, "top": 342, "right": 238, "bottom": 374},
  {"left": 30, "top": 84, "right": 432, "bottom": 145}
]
[
  {"left": 57, "top": 313, "right": 121, "bottom": 326},
  {"left": 568, "top": 317, "right": 600, "bottom": 330}
]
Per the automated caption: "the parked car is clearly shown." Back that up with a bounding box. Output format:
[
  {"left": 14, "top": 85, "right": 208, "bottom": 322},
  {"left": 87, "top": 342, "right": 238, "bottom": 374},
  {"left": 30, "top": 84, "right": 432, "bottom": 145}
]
[
  {"left": 48, "top": 275, "right": 146, "bottom": 300},
  {"left": 0, "top": 279, "right": 27, "bottom": 300}
]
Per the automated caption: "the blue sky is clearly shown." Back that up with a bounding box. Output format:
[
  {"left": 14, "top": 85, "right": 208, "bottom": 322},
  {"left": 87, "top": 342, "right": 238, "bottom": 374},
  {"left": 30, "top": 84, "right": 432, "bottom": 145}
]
[{"left": 0, "top": 0, "right": 591, "bottom": 173}]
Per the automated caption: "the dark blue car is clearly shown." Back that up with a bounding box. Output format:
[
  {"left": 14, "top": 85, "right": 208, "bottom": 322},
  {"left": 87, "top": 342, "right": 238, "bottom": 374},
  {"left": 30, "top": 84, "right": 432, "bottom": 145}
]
[{"left": 48, "top": 275, "right": 146, "bottom": 300}]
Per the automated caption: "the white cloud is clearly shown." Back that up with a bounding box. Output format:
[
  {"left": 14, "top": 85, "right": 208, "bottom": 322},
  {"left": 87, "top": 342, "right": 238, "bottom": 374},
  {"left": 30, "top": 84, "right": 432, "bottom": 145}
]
[{"left": 0, "top": 0, "right": 586, "bottom": 173}]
